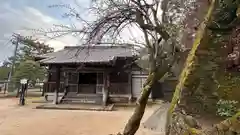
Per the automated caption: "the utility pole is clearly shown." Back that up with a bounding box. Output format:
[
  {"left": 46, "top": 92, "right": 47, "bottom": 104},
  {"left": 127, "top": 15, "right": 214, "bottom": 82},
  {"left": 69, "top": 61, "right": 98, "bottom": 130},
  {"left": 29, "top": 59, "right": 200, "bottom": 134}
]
[{"left": 5, "top": 34, "right": 20, "bottom": 94}]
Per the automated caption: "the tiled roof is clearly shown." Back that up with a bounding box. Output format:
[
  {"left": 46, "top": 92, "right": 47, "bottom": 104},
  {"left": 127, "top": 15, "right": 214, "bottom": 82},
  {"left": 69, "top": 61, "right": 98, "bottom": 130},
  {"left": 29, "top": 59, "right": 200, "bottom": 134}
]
[{"left": 38, "top": 45, "right": 136, "bottom": 64}]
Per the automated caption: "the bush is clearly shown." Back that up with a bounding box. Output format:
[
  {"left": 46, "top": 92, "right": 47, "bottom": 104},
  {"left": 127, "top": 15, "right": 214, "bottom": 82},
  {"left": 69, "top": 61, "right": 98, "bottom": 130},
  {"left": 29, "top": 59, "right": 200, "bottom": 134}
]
[{"left": 216, "top": 99, "right": 239, "bottom": 117}]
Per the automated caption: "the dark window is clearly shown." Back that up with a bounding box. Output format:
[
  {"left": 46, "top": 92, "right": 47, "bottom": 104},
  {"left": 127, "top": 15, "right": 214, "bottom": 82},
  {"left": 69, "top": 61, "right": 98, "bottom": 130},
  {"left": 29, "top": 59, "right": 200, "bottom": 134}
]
[
  {"left": 49, "top": 72, "right": 56, "bottom": 82},
  {"left": 110, "top": 71, "right": 128, "bottom": 83},
  {"left": 60, "top": 72, "right": 65, "bottom": 81},
  {"left": 68, "top": 72, "right": 78, "bottom": 83},
  {"left": 96, "top": 73, "right": 104, "bottom": 93},
  {"left": 79, "top": 73, "right": 97, "bottom": 84},
  {"left": 97, "top": 73, "right": 103, "bottom": 84}
]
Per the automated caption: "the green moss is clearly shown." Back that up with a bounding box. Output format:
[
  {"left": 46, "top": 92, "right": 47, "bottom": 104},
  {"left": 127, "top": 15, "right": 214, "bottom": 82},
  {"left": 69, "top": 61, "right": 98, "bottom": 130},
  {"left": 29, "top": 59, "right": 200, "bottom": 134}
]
[
  {"left": 166, "top": 0, "right": 240, "bottom": 134},
  {"left": 217, "top": 73, "right": 240, "bottom": 102},
  {"left": 187, "top": 128, "right": 202, "bottom": 135},
  {"left": 212, "top": 112, "right": 240, "bottom": 133},
  {"left": 230, "top": 111, "right": 240, "bottom": 132},
  {"left": 182, "top": 23, "right": 240, "bottom": 113},
  {"left": 166, "top": 1, "right": 217, "bottom": 134}
]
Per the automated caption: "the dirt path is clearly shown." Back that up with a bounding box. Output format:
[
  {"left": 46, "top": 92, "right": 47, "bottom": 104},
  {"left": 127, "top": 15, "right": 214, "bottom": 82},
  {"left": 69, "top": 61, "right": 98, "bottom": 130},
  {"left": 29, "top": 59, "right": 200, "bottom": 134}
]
[{"left": 0, "top": 98, "right": 159, "bottom": 135}]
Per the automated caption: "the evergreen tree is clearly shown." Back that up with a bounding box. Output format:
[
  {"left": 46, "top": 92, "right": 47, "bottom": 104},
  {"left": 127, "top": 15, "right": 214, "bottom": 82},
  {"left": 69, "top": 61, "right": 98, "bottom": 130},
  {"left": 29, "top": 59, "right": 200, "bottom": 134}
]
[{"left": 2, "top": 35, "right": 53, "bottom": 87}]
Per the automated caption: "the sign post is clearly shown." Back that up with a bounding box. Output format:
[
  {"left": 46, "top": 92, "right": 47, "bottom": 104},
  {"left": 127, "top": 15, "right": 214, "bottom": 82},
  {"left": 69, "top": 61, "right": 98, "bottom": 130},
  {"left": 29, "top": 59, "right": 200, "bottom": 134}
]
[{"left": 19, "top": 78, "right": 28, "bottom": 106}]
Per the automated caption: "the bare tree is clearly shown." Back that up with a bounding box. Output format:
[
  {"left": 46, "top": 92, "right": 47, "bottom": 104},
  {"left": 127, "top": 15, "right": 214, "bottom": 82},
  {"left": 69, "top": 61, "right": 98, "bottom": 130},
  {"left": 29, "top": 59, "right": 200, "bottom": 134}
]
[
  {"left": 30, "top": 0, "right": 184, "bottom": 135},
  {"left": 32, "top": 0, "right": 240, "bottom": 134},
  {"left": 82, "top": 1, "right": 184, "bottom": 135}
]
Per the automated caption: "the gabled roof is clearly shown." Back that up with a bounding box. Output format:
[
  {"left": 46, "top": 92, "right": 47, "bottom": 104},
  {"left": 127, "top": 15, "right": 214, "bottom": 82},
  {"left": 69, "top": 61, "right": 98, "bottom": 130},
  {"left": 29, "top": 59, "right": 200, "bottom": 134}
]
[{"left": 37, "top": 45, "right": 136, "bottom": 64}]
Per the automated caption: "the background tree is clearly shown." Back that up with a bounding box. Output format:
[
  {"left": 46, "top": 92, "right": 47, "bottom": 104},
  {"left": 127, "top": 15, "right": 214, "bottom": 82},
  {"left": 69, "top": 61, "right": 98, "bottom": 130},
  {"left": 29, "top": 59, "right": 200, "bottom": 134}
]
[
  {"left": 2, "top": 34, "right": 53, "bottom": 90},
  {"left": 12, "top": 60, "right": 46, "bottom": 86},
  {"left": 13, "top": 35, "right": 53, "bottom": 84},
  {"left": 0, "top": 66, "right": 10, "bottom": 81}
]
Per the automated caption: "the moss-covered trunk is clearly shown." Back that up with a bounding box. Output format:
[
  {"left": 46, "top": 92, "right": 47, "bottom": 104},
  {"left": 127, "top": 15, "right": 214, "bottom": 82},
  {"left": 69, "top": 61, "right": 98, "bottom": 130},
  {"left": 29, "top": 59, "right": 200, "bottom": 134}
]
[
  {"left": 165, "top": 0, "right": 216, "bottom": 134},
  {"left": 167, "top": 112, "right": 240, "bottom": 135},
  {"left": 123, "top": 72, "right": 157, "bottom": 135},
  {"left": 205, "top": 112, "right": 240, "bottom": 134},
  {"left": 123, "top": 62, "right": 172, "bottom": 135},
  {"left": 165, "top": 0, "right": 240, "bottom": 134}
]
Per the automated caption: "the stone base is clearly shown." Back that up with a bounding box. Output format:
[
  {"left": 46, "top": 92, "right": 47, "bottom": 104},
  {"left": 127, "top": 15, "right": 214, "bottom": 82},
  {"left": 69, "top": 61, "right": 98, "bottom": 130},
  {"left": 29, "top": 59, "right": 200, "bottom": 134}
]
[{"left": 36, "top": 103, "right": 114, "bottom": 111}]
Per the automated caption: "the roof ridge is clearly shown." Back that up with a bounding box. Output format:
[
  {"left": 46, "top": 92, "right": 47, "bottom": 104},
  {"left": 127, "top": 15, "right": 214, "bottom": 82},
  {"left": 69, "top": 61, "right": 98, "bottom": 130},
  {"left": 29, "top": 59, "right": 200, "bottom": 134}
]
[{"left": 64, "top": 45, "right": 131, "bottom": 49}]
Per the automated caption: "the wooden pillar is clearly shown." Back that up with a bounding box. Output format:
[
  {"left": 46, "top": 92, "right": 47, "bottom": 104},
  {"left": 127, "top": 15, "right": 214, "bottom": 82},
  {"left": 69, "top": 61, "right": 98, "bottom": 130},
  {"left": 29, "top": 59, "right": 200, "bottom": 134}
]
[
  {"left": 25, "top": 80, "right": 29, "bottom": 97},
  {"left": 42, "top": 83, "right": 45, "bottom": 96},
  {"left": 54, "top": 66, "right": 61, "bottom": 104},
  {"left": 3, "top": 82, "right": 7, "bottom": 94},
  {"left": 42, "top": 74, "right": 49, "bottom": 97},
  {"left": 77, "top": 72, "right": 80, "bottom": 93},
  {"left": 128, "top": 72, "right": 133, "bottom": 102},
  {"left": 102, "top": 72, "right": 109, "bottom": 106},
  {"left": 64, "top": 72, "right": 69, "bottom": 93},
  {"left": 46, "top": 71, "right": 51, "bottom": 94}
]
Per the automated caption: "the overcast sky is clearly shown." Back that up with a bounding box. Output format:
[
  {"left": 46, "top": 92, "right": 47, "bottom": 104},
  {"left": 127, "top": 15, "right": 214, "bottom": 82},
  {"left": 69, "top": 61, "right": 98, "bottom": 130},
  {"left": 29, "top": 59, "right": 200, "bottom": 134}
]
[
  {"left": 0, "top": 0, "right": 144, "bottom": 64},
  {"left": 0, "top": 0, "right": 92, "bottom": 62}
]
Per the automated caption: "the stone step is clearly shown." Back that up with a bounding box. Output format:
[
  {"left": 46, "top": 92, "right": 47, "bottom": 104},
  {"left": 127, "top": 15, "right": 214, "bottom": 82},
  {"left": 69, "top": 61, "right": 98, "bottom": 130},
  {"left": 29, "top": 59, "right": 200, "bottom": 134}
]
[
  {"left": 62, "top": 95, "right": 103, "bottom": 104},
  {"left": 62, "top": 96, "right": 130, "bottom": 104},
  {"left": 65, "top": 93, "right": 102, "bottom": 98},
  {"left": 62, "top": 99, "right": 102, "bottom": 105},
  {"left": 65, "top": 95, "right": 102, "bottom": 99},
  {"left": 109, "top": 97, "right": 129, "bottom": 103},
  {"left": 45, "top": 94, "right": 64, "bottom": 102}
]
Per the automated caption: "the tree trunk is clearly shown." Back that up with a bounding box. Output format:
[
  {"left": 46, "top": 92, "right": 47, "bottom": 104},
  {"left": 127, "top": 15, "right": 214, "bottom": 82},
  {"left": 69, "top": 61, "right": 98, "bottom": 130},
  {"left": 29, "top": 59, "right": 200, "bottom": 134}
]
[
  {"left": 123, "top": 63, "right": 172, "bottom": 135},
  {"left": 205, "top": 112, "right": 240, "bottom": 134},
  {"left": 165, "top": 111, "right": 240, "bottom": 135},
  {"left": 123, "top": 72, "right": 157, "bottom": 135},
  {"left": 165, "top": 0, "right": 218, "bottom": 134}
]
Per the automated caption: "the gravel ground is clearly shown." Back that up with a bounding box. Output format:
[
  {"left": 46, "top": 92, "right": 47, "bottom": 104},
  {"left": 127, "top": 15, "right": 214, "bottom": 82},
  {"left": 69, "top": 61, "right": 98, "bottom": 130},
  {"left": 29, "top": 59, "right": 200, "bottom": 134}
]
[{"left": 0, "top": 98, "right": 161, "bottom": 135}]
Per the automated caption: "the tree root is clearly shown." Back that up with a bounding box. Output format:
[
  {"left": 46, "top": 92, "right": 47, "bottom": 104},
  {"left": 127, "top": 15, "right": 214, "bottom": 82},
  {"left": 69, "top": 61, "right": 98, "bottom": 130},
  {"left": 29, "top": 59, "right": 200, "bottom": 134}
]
[{"left": 167, "top": 112, "right": 240, "bottom": 135}]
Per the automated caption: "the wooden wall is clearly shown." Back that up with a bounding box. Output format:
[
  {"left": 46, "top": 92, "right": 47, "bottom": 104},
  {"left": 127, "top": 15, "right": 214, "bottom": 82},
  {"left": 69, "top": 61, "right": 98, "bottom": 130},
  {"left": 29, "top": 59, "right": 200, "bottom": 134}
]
[{"left": 44, "top": 63, "right": 132, "bottom": 95}]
